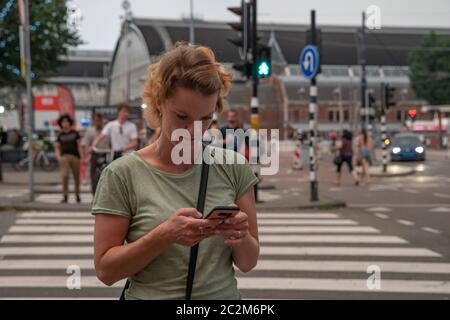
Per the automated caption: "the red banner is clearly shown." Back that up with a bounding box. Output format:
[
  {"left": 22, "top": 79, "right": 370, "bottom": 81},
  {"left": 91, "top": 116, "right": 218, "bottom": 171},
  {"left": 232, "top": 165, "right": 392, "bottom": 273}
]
[{"left": 34, "top": 96, "right": 59, "bottom": 111}]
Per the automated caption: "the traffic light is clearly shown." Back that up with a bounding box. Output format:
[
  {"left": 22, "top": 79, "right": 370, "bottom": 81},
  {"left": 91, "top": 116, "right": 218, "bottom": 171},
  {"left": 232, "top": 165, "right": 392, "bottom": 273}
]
[
  {"left": 227, "top": 1, "right": 251, "bottom": 78},
  {"left": 407, "top": 109, "right": 417, "bottom": 122},
  {"left": 254, "top": 45, "right": 271, "bottom": 78},
  {"left": 384, "top": 84, "right": 396, "bottom": 111}
]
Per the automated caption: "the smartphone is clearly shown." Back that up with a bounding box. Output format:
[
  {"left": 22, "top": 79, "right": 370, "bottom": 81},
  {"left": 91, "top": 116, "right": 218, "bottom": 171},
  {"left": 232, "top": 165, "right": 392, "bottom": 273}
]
[{"left": 204, "top": 206, "right": 239, "bottom": 221}]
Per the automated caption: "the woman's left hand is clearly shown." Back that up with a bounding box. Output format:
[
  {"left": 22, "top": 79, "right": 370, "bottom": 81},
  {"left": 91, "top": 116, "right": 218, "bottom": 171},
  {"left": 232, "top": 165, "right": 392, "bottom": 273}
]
[{"left": 214, "top": 211, "right": 249, "bottom": 247}]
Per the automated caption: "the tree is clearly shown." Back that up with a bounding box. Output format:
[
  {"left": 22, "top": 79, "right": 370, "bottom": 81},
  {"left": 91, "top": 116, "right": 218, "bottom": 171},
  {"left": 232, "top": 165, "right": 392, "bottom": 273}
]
[
  {"left": 0, "top": 0, "right": 82, "bottom": 88},
  {"left": 408, "top": 32, "right": 450, "bottom": 106}
]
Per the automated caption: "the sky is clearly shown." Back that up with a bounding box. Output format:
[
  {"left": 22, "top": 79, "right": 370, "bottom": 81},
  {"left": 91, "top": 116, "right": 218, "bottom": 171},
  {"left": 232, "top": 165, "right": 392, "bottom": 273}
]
[{"left": 69, "top": 0, "right": 450, "bottom": 51}]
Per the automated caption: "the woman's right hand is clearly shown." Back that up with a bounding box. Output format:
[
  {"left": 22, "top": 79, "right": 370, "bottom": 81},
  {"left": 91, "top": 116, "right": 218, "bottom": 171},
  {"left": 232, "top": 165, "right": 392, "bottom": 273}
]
[{"left": 161, "top": 208, "right": 221, "bottom": 247}]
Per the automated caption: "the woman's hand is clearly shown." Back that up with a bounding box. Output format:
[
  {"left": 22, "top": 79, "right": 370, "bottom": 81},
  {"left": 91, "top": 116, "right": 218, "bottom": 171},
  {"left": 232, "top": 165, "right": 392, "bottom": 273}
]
[
  {"left": 214, "top": 211, "right": 249, "bottom": 247},
  {"left": 162, "top": 208, "right": 221, "bottom": 247}
]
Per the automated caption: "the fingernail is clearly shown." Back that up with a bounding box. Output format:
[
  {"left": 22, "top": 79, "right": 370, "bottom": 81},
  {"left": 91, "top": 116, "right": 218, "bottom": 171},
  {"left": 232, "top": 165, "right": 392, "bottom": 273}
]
[{"left": 196, "top": 211, "right": 202, "bottom": 218}]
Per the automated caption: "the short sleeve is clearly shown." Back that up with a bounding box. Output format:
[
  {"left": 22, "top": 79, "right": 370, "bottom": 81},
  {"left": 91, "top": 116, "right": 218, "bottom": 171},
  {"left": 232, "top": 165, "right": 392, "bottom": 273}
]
[
  {"left": 101, "top": 122, "right": 111, "bottom": 136},
  {"left": 232, "top": 153, "right": 259, "bottom": 200},
  {"left": 91, "top": 167, "right": 132, "bottom": 219},
  {"left": 129, "top": 124, "right": 138, "bottom": 139}
]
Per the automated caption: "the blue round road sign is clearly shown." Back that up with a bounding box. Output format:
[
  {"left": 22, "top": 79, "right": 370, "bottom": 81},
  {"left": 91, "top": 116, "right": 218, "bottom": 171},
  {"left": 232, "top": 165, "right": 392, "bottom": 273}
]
[{"left": 299, "top": 45, "right": 320, "bottom": 79}]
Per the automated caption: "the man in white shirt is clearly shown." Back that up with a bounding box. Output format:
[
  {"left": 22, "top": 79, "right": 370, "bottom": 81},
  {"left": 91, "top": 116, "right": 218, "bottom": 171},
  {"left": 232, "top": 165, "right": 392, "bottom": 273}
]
[{"left": 92, "top": 104, "right": 138, "bottom": 160}]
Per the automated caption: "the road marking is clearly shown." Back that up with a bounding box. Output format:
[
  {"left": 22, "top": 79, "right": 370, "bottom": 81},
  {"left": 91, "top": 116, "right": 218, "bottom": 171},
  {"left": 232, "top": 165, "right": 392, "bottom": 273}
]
[
  {"left": 252, "top": 260, "right": 450, "bottom": 274},
  {"left": 433, "top": 193, "right": 450, "bottom": 199},
  {"left": 366, "top": 207, "right": 392, "bottom": 212},
  {"left": 3, "top": 259, "right": 449, "bottom": 275},
  {"left": 259, "top": 235, "right": 407, "bottom": 244},
  {"left": 20, "top": 212, "right": 93, "bottom": 218},
  {"left": 422, "top": 227, "right": 442, "bottom": 234},
  {"left": 258, "top": 220, "right": 358, "bottom": 226},
  {"left": 258, "top": 213, "right": 339, "bottom": 218},
  {"left": 429, "top": 207, "right": 450, "bottom": 213},
  {"left": 350, "top": 204, "right": 450, "bottom": 208},
  {"left": 0, "top": 247, "right": 92, "bottom": 255},
  {"left": 404, "top": 189, "right": 419, "bottom": 194},
  {"left": 396, "top": 219, "right": 415, "bottom": 226},
  {"left": 0, "top": 276, "right": 124, "bottom": 288},
  {"left": 1, "top": 235, "right": 93, "bottom": 243},
  {"left": 237, "top": 278, "right": 450, "bottom": 294},
  {"left": 8, "top": 226, "right": 93, "bottom": 233},
  {"left": 0, "top": 259, "right": 93, "bottom": 269},
  {"left": 16, "top": 219, "right": 93, "bottom": 225},
  {"left": 260, "top": 246, "right": 441, "bottom": 257},
  {"left": 258, "top": 226, "right": 380, "bottom": 234},
  {"left": 374, "top": 213, "right": 389, "bottom": 219}
]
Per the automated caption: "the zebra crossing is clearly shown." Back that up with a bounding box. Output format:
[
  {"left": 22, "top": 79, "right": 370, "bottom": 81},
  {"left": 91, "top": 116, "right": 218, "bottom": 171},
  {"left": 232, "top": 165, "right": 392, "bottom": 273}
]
[{"left": 0, "top": 210, "right": 449, "bottom": 299}]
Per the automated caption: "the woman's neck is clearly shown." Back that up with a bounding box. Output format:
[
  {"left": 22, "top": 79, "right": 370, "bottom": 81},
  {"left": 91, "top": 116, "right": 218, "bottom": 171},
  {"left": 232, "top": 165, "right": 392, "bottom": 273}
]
[{"left": 147, "top": 134, "right": 201, "bottom": 172}]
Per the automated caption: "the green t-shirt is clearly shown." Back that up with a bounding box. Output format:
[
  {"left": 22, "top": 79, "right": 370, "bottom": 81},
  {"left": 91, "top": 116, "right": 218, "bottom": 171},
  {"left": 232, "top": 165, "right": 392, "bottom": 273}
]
[{"left": 91, "top": 146, "right": 259, "bottom": 300}]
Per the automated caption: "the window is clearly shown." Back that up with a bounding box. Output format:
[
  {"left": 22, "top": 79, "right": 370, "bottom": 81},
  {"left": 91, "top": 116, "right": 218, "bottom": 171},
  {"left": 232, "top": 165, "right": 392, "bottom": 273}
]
[
  {"left": 344, "top": 110, "right": 350, "bottom": 122},
  {"left": 292, "top": 110, "right": 300, "bottom": 122},
  {"left": 328, "top": 110, "right": 334, "bottom": 122}
]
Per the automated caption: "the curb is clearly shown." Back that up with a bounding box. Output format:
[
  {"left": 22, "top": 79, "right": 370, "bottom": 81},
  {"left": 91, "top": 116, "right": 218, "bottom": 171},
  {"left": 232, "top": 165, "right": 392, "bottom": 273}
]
[{"left": 256, "top": 198, "right": 346, "bottom": 211}]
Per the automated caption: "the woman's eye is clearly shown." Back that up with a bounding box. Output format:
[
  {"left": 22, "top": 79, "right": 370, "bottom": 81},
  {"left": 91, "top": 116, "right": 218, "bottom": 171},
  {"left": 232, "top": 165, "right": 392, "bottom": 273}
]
[{"left": 176, "top": 114, "right": 188, "bottom": 120}]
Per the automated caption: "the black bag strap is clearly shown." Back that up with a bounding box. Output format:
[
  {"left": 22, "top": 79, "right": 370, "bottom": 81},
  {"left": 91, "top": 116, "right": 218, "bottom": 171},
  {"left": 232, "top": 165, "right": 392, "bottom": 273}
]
[{"left": 185, "top": 144, "right": 210, "bottom": 300}]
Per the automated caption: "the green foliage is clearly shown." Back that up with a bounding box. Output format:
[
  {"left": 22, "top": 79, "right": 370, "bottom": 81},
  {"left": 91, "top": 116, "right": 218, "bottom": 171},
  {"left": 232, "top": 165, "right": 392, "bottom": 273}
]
[
  {"left": 0, "top": 0, "right": 82, "bottom": 87},
  {"left": 408, "top": 32, "right": 450, "bottom": 106}
]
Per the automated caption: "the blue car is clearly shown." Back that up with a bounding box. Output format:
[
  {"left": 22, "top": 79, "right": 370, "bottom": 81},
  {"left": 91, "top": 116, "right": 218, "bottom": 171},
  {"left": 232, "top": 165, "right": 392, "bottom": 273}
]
[{"left": 390, "top": 133, "right": 426, "bottom": 161}]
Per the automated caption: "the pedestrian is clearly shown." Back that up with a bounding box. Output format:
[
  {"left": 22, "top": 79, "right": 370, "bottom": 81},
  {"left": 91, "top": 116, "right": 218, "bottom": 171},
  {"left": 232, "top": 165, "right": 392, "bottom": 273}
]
[
  {"left": 92, "top": 104, "right": 138, "bottom": 160},
  {"left": 81, "top": 113, "right": 110, "bottom": 195},
  {"left": 92, "top": 43, "right": 259, "bottom": 300},
  {"left": 219, "top": 109, "right": 249, "bottom": 158},
  {"left": 356, "top": 128, "right": 374, "bottom": 183},
  {"left": 54, "top": 114, "right": 83, "bottom": 203},
  {"left": 334, "top": 129, "right": 359, "bottom": 186}
]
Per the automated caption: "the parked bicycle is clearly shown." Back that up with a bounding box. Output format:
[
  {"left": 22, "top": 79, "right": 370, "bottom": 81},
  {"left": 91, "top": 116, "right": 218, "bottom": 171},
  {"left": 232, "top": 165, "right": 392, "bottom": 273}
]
[{"left": 13, "top": 137, "right": 58, "bottom": 171}]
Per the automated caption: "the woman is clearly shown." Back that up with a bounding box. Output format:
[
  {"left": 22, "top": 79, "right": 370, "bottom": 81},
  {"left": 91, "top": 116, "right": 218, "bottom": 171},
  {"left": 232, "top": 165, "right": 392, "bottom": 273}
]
[
  {"left": 335, "top": 129, "right": 359, "bottom": 186},
  {"left": 356, "top": 129, "right": 373, "bottom": 183},
  {"left": 55, "top": 114, "right": 83, "bottom": 203},
  {"left": 92, "top": 43, "right": 260, "bottom": 300}
]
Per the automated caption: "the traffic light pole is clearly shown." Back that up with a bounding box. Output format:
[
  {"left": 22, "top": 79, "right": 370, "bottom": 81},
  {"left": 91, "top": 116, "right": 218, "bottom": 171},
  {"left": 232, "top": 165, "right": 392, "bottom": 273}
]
[
  {"left": 380, "top": 83, "right": 388, "bottom": 173},
  {"left": 309, "top": 10, "right": 319, "bottom": 202},
  {"left": 18, "top": 0, "right": 34, "bottom": 201},
  {"left": 250, "top": 0, "right": 260, "bottom": 202}
]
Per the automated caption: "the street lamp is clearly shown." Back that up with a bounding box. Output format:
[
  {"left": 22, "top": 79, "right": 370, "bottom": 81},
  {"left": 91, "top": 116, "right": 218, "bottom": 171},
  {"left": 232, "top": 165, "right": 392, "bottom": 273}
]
[{"left": 0, "top": 105, "right": 5, "bottom": 114}]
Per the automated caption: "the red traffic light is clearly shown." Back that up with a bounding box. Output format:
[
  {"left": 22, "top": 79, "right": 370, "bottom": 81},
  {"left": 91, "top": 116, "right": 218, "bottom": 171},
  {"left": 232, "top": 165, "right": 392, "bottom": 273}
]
[{"left": 408, "top": 109, "right": 417, "bottom": 117}]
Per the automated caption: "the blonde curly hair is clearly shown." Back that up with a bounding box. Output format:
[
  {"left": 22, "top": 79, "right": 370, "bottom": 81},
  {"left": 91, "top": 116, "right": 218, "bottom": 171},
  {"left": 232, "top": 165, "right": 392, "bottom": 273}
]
[{"left": 142, "top": 42, "right": 233, "bottom": 128}]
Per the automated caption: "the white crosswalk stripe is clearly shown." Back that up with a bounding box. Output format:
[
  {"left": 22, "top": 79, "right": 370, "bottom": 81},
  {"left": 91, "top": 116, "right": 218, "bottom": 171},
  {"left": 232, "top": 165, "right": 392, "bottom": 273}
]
[{"left": 0, "top": 210, "right": 448, "bottom": 299}]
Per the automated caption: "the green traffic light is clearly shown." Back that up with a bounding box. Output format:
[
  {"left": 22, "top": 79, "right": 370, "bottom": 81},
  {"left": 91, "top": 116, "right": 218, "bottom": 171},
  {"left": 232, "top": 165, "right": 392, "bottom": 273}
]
[{"left": 256, "top": 60, "right": 271, "bottom": 78}]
